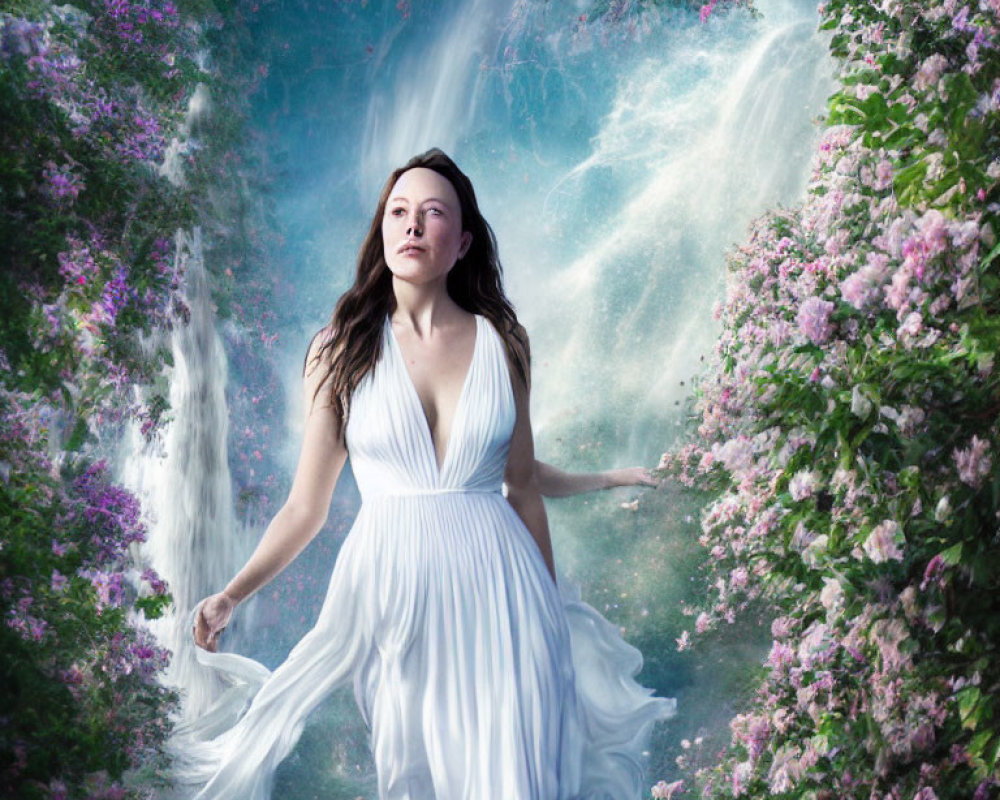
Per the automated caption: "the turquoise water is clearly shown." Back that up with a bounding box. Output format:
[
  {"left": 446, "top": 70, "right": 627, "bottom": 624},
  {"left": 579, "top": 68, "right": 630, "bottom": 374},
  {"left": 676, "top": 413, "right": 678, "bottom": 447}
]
[{"left": 209, "top": 0, "right": 835, "bottom": 794}]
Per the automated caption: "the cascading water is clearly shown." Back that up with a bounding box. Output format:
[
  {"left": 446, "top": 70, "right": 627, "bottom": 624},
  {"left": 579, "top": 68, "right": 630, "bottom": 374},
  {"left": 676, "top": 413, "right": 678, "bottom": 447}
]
[
  {"left": 522, "top": 9, "right": 835, "bottom": 457},
  {"left": 122, "top": 227, "right": 245, "bottom": 722},
  {"left": 128, "top": 0, "right": 837, "bottom": 793},
  {"left": 358, "top": 0, "right": 517, "bottom": 195}
]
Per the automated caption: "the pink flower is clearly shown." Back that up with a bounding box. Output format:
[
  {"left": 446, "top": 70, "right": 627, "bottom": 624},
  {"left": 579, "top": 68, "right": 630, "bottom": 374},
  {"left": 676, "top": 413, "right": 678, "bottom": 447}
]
[
  {"left": 897, "top": 311, "right": 924, "bottom": 346},
  {"left": 766, "top": 641, "right": 795, "bottom": 672},
  {"left": 730, "top": 566, "right": 748, "bottom": 589},
  {"left": 699, "top": 0, "right": 717, "bottom": 23},
  {"left": 862, "top": 520, "right": 904, "bottom": 563},
  {"left": 921, "top": 554, "right": 947, "bottom": 591},
  {"left": 789, "top": 470, "right": 818, "bottom": 501},
  {"left": 839, "top": 271, "right": 868, "bottom": 308},
  {"left": 913, "top": 54, "right": 948, "bottom": 90},
  {"left": 731, "top": 761, "right": 752, "bottom": 796},
  {"left": 676, "top": 630, "right": 692, "bottom": 651},
  {"left": 796, "top": 296, "right": 835, "bottom": 344},
  {"left": 714, "top": 436, "right": 753, "bottom": 474},
  {"left": 874, "top": 158, "right": 893, "bottom": 190},
  {"left": 885, "top": 264, "right": 915, "bottom": 314},
  {"left": 651, "top": 779, "right": 685, "bottom": 799},
  {"left": 954, "top": 435, "right": 991, "bottom": 487}
]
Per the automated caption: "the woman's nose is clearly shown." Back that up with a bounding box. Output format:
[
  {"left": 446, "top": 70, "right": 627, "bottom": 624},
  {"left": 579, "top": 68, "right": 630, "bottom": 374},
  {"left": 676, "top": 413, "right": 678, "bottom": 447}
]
[{"left": 406, "top": 212, "right": 424, "bottom": 236}]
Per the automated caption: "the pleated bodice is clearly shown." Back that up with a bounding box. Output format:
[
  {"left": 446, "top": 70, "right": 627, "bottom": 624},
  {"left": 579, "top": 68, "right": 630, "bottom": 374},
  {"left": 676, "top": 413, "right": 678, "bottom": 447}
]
[{"left": 347, "top": 314, "right": 513, "bottom": 498}]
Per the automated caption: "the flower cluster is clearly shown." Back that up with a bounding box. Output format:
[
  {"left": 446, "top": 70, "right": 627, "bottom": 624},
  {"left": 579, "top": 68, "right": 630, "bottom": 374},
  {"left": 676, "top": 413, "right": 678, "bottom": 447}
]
[{"left": 654, "top": 0, "right": 1000, "bottom": 798}]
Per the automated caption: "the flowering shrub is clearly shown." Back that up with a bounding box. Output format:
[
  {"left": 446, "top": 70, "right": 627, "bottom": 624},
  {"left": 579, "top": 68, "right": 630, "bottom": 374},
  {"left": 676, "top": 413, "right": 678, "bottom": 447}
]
[
  {"left": 0, "top": 0, "right": 232, "bottom": 795},
  {"left": 655, "top": 0, "right": 1000, "bottom": 798},
  {"left": 0, "top": 389, "right": 175, "bottom": 797},
  {"left": 1, "top": 0, "right": 201, "bottom": 439}
]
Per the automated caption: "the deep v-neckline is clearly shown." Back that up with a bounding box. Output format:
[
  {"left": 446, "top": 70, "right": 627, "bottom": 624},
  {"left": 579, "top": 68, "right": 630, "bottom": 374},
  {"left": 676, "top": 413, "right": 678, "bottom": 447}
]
[{"left": 386, "top": 314, "right": 480, "bottom": 477}]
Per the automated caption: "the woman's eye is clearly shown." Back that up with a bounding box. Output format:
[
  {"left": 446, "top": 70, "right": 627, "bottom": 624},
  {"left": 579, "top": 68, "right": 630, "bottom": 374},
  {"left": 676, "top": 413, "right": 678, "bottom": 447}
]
[
  {"left": 427, "top": 207, "right": 443, "bottom": 216},
  {"left": 390, "top": 207, "right": 405, "bottom": 216}
]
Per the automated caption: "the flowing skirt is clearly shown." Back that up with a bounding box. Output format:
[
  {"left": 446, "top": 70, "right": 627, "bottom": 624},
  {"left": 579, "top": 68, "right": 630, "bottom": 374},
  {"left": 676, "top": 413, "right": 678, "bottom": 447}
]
[{"left": 169, "top": 493, "right": 675, "bottom": 799}]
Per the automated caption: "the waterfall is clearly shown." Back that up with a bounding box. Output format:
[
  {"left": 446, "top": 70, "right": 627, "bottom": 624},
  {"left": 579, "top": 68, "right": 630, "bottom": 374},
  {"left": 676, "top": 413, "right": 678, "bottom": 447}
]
[
  {"left": 492, "top": 0, "right": 837, "bottom": 461},
  {"left": 122, "top": 227, "right": 243, "bottom": 722},
  {"left": 358, "top": 0, "right": 517, "bottom": 197}
]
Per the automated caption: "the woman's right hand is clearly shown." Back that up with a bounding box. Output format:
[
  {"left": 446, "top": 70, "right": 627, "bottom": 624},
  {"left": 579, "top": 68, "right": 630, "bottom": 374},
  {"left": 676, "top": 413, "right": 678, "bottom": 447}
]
[
  {"left": 193, "top": 592, "right": 238, "bottom": 652},
  {"left": 604, "top": 466, "right": 660, "bottom": 489}
]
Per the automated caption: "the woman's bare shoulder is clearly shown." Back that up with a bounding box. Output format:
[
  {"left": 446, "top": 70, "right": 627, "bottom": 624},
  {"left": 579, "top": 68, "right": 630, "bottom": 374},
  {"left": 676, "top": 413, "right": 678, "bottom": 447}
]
[
  {"left": 302, "top": 325, "right": 344, "bottom": 416},
  {"left": 303, "top": 324, "right": 340, "bottom": 377}
]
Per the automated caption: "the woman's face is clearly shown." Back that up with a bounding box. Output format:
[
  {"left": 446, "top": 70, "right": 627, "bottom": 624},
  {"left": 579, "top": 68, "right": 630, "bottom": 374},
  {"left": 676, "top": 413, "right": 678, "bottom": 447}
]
[{"left": 382, "top": 167, "right": 472, "bottom": 288}]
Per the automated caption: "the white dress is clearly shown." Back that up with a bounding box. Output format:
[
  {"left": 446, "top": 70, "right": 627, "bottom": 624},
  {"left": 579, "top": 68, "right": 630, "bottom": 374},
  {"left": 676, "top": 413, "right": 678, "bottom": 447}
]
[{"left": 170, "top": 313, "right": 675, "bottom": 799}]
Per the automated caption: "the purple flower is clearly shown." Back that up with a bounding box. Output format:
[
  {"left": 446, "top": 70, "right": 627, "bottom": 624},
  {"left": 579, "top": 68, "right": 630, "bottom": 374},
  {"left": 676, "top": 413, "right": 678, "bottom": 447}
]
[
  {"left": 105, "top": 0, "right": 131, "bottom": 19},
  {"left": 796, "top": 296, "right": 835, "bottom": 344},
  {"left": 140, "top": 567, "right": 167, "bottom": 594},
  {"left": 73, "top": 461, "right": 147, "bottom": 560},
  {"left": 0, "top": 18, "right": 47, "bottom": 60},
  {"left": 91, "top": 94, "right": 115, "bottom": 120},
  {"left": 42, "top": 162, "right": 84, "bottom": 204},
  {"left": 51, "top": 569, "right": 68, "bottom": 592},
  {"left": 131, "top": 643, "right": 155, "bottom": 659},
  {"left": 80, "top": 569, "right": 124, "bottom": 609},
  {"left": 57, "top": 236, "right": 99, "bottom": 286},
  {"left": 89, "top": 266, "right": 135, "bottom": 327},
  {"left": 974, "top": 780, "right": 997, "bottom": 800}
]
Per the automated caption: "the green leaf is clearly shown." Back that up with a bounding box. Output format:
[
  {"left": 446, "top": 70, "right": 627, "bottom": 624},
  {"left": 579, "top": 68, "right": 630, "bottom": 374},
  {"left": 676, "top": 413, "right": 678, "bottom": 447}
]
[
  {"left": 65, "top": 416, "right": 90, "bottom": 452},
  {"left": 957, "top": 686, "right": 982, "bottom": 730},
  {"left": 982, "top": 240, "right": 1000, "bottom": 271},
  {"left": 134, "top": 593, "right": 173, "bottom": 620},
  {"left": 940, "top": 543, "right": 963, "bottom": 566}
]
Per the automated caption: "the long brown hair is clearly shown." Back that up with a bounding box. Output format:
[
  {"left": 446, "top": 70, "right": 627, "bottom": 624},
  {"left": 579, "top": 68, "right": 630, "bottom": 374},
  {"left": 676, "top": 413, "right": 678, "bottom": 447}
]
[{"left": 309, "top": 148, "right": 529, "bottom": 424}]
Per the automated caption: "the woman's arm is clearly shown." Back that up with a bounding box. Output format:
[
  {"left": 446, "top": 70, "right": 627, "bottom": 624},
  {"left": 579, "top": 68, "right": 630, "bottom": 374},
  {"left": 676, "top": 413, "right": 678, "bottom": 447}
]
[
  {"left": 194, "top": 332, "right": 348, "bottom": 651},
  {"left": 504, "top": 334, "right": 557, "bottom": 584},
  {"left": 533, "top": 460, "right": 658, "bottom": 498}
]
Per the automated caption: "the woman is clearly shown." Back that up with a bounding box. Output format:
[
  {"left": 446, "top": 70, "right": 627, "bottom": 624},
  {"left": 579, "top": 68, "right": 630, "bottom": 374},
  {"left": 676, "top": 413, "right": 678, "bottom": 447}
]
[{"left": 183, "top": 149, "right": 674, "bottom": 799}]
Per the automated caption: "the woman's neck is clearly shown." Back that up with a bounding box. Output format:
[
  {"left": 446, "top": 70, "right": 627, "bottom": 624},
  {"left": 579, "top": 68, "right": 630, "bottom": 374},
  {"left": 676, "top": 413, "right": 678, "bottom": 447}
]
[{"left": 391, "top": 276, "right": 467, "bottom": 337}]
